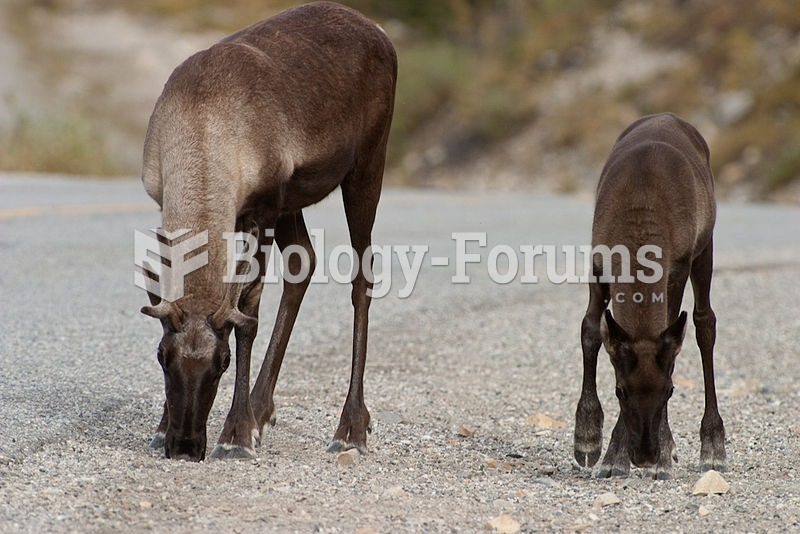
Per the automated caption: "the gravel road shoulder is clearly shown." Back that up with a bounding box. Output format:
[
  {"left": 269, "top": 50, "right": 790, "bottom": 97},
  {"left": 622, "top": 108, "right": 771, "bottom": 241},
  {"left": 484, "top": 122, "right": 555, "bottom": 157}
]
[{"left": 1, "top": 179, "right": 798, "bottom": 532}]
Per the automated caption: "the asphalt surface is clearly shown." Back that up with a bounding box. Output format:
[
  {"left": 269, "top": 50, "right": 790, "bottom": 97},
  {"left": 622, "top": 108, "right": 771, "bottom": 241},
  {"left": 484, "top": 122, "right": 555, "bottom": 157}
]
[{"left": 1, "top": 174, "right": 799, "bottom": 532}]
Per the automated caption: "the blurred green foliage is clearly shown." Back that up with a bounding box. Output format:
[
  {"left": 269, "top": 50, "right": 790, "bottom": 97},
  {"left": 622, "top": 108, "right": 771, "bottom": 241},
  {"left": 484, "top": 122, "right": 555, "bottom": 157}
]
[
  {"left": 115, "top": 0, "right": 617, "bottom": 169},
  {"left": 637, "top": 0, "right": 800, "bottom": 194},
  {"left": 0, "top": 108, "right": 120, "bottom": 176},
  {"left": 3, "top": 0, "right": 799, "bottom": 197}
]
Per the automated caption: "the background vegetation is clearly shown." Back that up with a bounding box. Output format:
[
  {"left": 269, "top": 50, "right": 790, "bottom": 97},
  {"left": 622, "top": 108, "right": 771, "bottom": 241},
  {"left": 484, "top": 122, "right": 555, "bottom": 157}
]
[{"left": 1, "top": 0, "right": 798, "bottom": 200}]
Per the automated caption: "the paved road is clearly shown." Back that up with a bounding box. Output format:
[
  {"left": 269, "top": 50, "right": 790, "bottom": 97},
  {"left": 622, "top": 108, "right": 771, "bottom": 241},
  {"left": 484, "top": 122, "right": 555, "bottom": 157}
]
[{"left": 1, "top": 174, "right": 799, "bottom": 532}]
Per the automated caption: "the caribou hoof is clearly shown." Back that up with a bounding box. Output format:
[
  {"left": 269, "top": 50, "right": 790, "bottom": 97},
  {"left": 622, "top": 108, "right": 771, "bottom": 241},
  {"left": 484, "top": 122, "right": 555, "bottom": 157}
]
[
  {"left": 149, "top": 432, "right": 166, "bottom": 450},
  {"left": 326, "top": 440, "right": 367, "bottom": 455},
  {"left": 209, "top": 443, "right": 256, "bottom": 460},
  {"left": 594, "top": 464, "right": 629, "bottom": 479},
  {"left": 654, "top": 468, "right": 673, "bottom": 481},
  {"left": 574, "top": 446, "right": 601, "bottom": 468},
  {"left": 700, "top": 460, "right": 726, "bottom": 473},
  {"left": 253, "top": 412, "right": 277, "bottom": 445}
]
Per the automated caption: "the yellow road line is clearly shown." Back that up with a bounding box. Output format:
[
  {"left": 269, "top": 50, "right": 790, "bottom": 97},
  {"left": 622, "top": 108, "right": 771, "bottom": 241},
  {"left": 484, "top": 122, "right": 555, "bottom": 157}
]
[{"left": 0, "top": 203, "right": 157, "bottom": 220}]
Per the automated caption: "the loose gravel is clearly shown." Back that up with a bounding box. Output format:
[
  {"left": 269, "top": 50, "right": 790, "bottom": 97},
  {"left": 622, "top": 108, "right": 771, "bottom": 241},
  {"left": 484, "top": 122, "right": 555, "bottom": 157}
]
[{"left": 1, "top": 177, "right": 799, "bottom": 532}]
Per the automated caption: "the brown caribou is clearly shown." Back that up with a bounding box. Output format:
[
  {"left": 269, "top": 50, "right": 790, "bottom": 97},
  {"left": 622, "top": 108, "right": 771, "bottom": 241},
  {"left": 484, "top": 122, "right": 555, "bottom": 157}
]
[
  {"left": 573, "top": 113, "right": 726, "bottom": 479},
  {"left": 140, "top": 2, "right": 396, "bottom": 461}
]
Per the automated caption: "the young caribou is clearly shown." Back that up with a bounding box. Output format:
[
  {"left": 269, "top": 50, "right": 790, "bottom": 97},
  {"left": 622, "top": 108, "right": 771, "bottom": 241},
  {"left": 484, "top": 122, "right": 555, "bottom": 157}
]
[{"left": 573, "top": 113, "right": 726, "bottom": 479}]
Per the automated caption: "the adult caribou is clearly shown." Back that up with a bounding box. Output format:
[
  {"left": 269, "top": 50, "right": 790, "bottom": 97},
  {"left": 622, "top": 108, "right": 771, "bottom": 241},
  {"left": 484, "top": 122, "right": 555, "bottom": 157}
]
[
  {"left": 573, "top": 113, "right": 726, "bottom": 479},
  {"left": 140, "top": 2, "right": 396, "bottom": 461}
]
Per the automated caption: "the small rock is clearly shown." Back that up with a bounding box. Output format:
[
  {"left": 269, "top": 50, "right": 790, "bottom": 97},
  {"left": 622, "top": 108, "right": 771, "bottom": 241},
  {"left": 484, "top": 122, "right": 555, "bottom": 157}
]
[
  {"left": 355, "top": 528, "right": 377, "bottom": 534},
  {"left": 383, "top": 485, "right": 406, "bottom": 498},
  {"left": 459, "top": 424, "right": 476, "bottom": 437},
  {"left": 492, "top": 499, "right": 512, "bottom": 509},
  {"left": 563, "top": 522, "right": 591, "bottom": 532},
  {"left": 526, "top": 413, "right": 566, "bottom": 429},
  {"left": 487, "top": 458, "right": 500, "bottom": 469},
  {"left": 484, "top": 514, "right": 521, "bottom": 533},
  {"left": 593, "top": 492, "right": 621, "bottom": 508},
  {"left": 138, "top": 500, "right": 153, "bottom": 509},
  {"left": 336, "top": 449, "right": 360, "bottom": 467},
  {"left": 530, "top": 477, "right": 557, "bottom": 488},
  {"left": 698, "top": 505, "right": 711, "bottom": 517},
  {"left": 692, "top": 470, "right": 729, "bottom": 495},
  {"left": 538, "top": 464, "right": 556, "bottom": 476}
]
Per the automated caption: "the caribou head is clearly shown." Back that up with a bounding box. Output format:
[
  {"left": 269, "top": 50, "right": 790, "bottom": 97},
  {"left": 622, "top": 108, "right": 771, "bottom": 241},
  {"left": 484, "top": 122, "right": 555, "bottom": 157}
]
[
  {"left": 601, "top": 309, "right": 687, "bottom": 468},
  {"left": 142, "top": 286, "right": 255, "bottom": 461}
]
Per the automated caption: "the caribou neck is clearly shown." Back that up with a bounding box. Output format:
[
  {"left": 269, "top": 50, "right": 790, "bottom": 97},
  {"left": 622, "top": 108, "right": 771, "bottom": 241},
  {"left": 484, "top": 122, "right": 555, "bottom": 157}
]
[{"left": 161, "top": 175, "right": 240, "bottom": 315}]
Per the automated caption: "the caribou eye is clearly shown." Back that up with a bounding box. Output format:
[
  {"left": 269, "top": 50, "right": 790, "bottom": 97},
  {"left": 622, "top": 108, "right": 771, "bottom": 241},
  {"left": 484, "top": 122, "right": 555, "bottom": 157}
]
[{"left": 615, "top": 386, "right": 628, "bottom": 401}]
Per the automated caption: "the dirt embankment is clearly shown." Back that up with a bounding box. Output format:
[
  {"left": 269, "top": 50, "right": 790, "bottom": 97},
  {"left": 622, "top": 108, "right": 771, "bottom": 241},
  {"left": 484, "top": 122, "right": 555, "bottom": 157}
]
[{"left": 2, "top": 1, "right": 799, "bottom": 202}]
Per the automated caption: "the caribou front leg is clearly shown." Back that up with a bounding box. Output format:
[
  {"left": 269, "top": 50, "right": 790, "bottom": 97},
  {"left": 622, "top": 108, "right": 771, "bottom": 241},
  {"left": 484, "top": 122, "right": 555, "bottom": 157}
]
[
  {"left": 211, "top": 305, "right": 261, "bottom": 459},
  {"left": 654, "top": 404, "right": 677, "bottom": 480},
  {"left": 210, "top": 229, "right": 267, "bottom": 460},
  {"left": 149, "top": 401, "right": 169, "bottom": 450},
  {"left": 574, "top": 279, "right": 609, "bottom": 467},
  {"left": 595, "top": 414, "right": 631, "bottom": 478}
]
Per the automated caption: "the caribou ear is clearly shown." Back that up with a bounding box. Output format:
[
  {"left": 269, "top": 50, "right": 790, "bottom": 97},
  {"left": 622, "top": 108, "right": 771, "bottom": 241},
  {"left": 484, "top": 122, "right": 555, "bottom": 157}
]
[
  {"left": 657, "top": 311, "right": 687, "bottom": 372},
  {"left": 210, "top": 278, "right": 257, "bottom": 332},
  {"left": 660, "top": 311, "right": 687, "bottom": 358},
  {"left": 210, "top": 220, "right": 260, "bottom": 332},
  {"left": 140, "top": 258, "right": 162, "bottom": 306},
  {"left": 244, "top": 220, "right": 260, "bottom": 243},
  {"left": 228, "top": 307, "right": 259, "bottom": 329},
  {"left": 146, "top": 290, "right": 160, "bottom": 306},
  {"left": 601, "top": 309, "right": 631, "bottom": 358},
  {"left": 141, "top": 300, "right": 184, "bottom": 332},
  {"left": 209, "top": 301, "right": 257, "bottom": 332}
]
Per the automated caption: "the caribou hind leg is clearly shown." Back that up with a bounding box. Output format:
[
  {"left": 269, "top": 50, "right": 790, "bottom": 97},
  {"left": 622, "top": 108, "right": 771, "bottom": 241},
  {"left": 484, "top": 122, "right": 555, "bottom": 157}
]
[
  {"left": 574, "top": 278, "right": 609, "bottom": 467},
  {"left": 327, "top": 157, "right": 385, "bottom": 454},
  {"left": 691, "top": 239, "right": 726, "bottom": 471},
  {"left": 250, "top": 212, "right": 316, "bottom": 440}
]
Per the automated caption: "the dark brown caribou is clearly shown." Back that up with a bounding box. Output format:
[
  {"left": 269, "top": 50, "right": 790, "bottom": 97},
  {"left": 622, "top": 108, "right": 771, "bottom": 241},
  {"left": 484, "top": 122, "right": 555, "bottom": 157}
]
[
  {"left": 140, "top": 2, "right": 396, "bottom": 461},
  {"left": 573, "top": 113, "right": 726, "bottom": 479}
]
